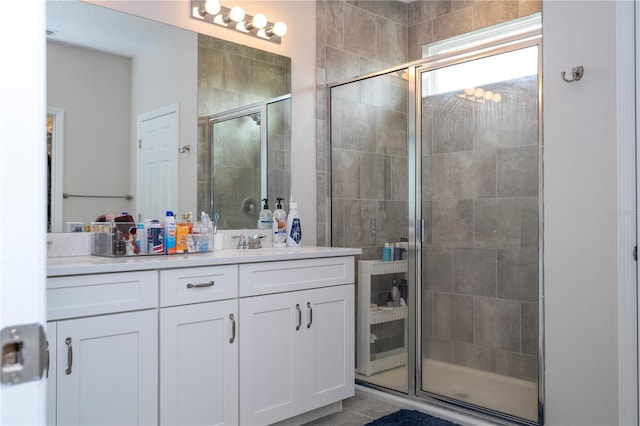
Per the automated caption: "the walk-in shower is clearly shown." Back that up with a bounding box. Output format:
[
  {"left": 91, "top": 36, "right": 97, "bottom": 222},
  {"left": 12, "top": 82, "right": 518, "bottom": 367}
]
[{"left": 329, "top": 28, "right": 542, "bottom": 425}]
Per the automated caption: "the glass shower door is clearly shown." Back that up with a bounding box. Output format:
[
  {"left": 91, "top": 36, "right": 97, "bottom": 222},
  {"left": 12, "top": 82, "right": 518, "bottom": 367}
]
[{"left": 418, "top": 45, "right": 540, "bottom": 422}]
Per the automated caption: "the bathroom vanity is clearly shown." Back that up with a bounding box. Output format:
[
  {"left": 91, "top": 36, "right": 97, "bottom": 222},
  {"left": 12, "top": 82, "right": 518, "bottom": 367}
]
[{"left": 46, "top": 247, "right": 360, "bottom": 426}]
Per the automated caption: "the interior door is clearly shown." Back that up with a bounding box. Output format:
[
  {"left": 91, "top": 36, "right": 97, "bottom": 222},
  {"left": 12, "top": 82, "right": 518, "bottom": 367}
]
[
  {"left": 0, "top": 0, "right": 48, "bottom": 424},
  {"left": 137, "top": 104, "right": 179, "bottom": 222}
]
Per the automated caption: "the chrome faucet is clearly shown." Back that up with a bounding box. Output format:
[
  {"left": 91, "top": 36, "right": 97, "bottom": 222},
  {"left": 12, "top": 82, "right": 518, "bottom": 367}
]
[
  {"left": 248, "top": 234, "right": 265, "bottom": 249},
  {"left": 231, "top": 234, "right": 265, "bottom": 249},
  {"left": 231, "top": 235, "right": 248, "bottom": 250}
]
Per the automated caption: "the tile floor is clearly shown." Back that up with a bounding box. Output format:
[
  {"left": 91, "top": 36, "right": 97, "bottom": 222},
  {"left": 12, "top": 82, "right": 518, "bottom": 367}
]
[{"left": 301, "top": 393, "right": 403, "bottom": 426}]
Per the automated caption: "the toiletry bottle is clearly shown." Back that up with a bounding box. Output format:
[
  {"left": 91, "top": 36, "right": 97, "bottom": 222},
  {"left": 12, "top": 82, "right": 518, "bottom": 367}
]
[
  {"left": 382, "top": 242, "right": 392, "bottom": 261},
  {"left": 391, "top": 279, "right": 401, "bottom": 307},
  {"left": 165, "top": 211, "right": 177, "bottom": 254},
  {"left": 176, "top": 217, "right": 189, "bottom": 254},
  {"left": 258, "top": 198, "right": 273, "bottom": 230},
  {"left": 135, "top": 222, "right": 145, "bottom": 254},
  {"left": 285, "top": 202, "right": 302, "bottom": 247},
  {"left": 272, "top": 197, "right": 287, "bottom": 248},
  {"left": 148, "top": 220, "right": 164, "bottom": 254}
]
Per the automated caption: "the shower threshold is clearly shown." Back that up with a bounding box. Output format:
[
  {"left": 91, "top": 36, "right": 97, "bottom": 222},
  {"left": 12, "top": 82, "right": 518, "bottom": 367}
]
[{"left": 355, "top": 358, "right": 537, "bottom": 422}]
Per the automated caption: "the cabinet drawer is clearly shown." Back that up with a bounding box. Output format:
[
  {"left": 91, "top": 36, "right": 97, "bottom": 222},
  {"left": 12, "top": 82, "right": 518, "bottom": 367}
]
[
  {"left": 160, "top": 265, "right": 238, "bottom": 307},
  {"left": 239, "top": 256, "right": 354, "bottom": 297},
  {"left": 47, "top": 271, "right": 157, "bottom": 321}
]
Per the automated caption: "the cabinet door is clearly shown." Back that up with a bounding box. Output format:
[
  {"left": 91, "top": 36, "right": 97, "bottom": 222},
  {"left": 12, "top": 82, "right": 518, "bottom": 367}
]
[
  {"left": 160, "top": 299, "right": 238, "bottom": 426},
  {"left": 46, "top": 322, "right": 57, "bottom": 426},
  {"left": 302, "top": 284, "right": 355, "bottom": 411},
  {"left": 56, "top": 310, "right": 158, "bottom": 426},
  {"left": 239, "top": 291, "right": 303, "bottom": 425}
]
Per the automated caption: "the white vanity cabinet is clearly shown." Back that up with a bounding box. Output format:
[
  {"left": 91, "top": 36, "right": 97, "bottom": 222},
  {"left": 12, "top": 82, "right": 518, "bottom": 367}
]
[
  {"left": 238, "top": 257, "right": 355, "bottom": 425},
  {"left": 159, "top": 265, "right": 239, "bottom": 426},
  {"left": 46, "top": 249, "right": 359, "bottom": 426},
  {"left": 46, "top": 271, "right": 158, "bottom": 426}
]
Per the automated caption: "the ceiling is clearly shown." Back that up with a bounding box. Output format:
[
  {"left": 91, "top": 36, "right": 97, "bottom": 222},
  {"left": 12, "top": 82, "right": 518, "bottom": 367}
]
[{"left": 46, "top": 0, "right": 186, "bottom": 57}]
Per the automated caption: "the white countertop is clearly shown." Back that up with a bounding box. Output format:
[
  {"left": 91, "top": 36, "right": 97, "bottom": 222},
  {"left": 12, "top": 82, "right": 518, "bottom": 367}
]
[{"left": 47, "top": 246, "right": 362, "bottom": 277}]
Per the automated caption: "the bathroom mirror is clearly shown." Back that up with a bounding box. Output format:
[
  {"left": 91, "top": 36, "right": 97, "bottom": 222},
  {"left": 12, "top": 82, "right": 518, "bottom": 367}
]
[{"left": 46, "top": 0, "right": 291, "bottom": 232}]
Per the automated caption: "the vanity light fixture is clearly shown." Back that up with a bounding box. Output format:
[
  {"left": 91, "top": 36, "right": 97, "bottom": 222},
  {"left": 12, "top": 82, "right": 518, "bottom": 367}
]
[{"left": 191, "top": 0, "right": 287, "bottom": 44}]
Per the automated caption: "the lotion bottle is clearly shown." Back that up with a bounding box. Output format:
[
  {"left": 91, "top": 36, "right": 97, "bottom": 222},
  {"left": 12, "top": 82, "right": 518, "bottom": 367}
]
[
  {"left": 285, "top": 202, "right": 302, "bottom": 247},
  {"left": 272, "top": 198, "right": 287, "bottom": 248}
]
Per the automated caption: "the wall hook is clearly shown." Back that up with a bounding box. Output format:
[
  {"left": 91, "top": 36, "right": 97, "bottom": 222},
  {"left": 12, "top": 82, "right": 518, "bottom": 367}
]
[
  {"left": 561, "top": 66, "right": 584, "bottom": 83},
  {"left": 178, "top": 145, "right": 191, "bottom": 153}
]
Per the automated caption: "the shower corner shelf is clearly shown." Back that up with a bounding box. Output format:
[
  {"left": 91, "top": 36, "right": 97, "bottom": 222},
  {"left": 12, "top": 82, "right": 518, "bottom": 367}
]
[{"left": 357, "top": 259, "right": 408, "bottom": 377}]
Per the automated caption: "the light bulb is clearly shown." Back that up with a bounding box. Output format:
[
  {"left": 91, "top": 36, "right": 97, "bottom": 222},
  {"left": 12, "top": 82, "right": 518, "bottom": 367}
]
[
  {"left": 272, "top": 21, "right": 287, "bottom": 37},
  {"left": 229, "top": 6, "right": 245, "bottom": 22},
  {"left": 204, "top": 0, "right": 221, "bottom": 15},
  {"left": 464, "top": 87, "right": 474, "bottom": 95},
  {"left": 483, "top": 90, "right": 493, "bottom": 100},
  {"left": 473, "top": 88, "right": 484, "bottom": 98},
  {"left": 492, "top": 93, "right": 502, "bottom": 102},
  {"left": 252, "top": 13, "right": 268, "bottom": 29}
]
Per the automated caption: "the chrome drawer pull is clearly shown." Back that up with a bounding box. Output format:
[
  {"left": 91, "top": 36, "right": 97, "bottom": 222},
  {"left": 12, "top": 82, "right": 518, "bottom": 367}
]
[
  {"left": 307, "top": 302, "right": 313, "bottom": 329},
  {"left": 296, "top": 304, "right": 301, "bottom": 331},
  {"left": 64, "top": 337, "right": 72, "bottom": 375},
  {"left": 186, "top": 280, "right": 215, "bottom": 289},
  {"left": 229, "top": 314, "right": 236, "bottom": 344}
]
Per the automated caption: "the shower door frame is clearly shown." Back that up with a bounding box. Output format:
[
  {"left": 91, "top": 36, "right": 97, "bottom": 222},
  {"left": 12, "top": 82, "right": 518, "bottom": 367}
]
[
  {"left": 206, "top": 94, "right": 291, "bottom": 219},
  {"left": 327, "top": 29, "right": 543, "bottom": 426},
  {"left": 413, "top": 36, "right": 544, "bottom": 426}
]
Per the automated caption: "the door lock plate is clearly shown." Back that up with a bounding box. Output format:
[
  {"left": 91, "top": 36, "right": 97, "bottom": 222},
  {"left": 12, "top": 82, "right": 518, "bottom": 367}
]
[{"left": 1, "top": 323, "right": 48, "bottom": 385}]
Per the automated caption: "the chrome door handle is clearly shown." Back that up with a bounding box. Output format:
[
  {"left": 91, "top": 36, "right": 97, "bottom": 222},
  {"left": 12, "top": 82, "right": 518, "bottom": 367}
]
[
  {"left": 296, "top": 304, "right": 301, "bottom": 331},
  {"left": 64, "top": 337, "right": 72, "bottom": 375},
  {"left": 229, "top": 314, "right": 236, "bottom": 344},
  {"left": 186, "top": 280, "right": 215, "bottom": 289},
  {"left": 306, "top": 302, "right": 313, "bottom": 329}
]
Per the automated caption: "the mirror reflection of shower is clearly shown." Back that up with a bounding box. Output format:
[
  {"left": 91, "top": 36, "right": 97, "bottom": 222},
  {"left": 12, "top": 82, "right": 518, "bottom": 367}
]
[{"left": 207, "top": 94, "right": 291, "bottom": 230}]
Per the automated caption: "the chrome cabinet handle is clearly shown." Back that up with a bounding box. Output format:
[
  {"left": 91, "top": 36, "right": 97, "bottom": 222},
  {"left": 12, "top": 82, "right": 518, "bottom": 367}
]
[
  {"left": 45, "top": 341, "right": 50, "bottom": 379},
  {"left": 64, "top": 337, "right": 72, "bottom": 375},
  {"left": 307, "top": 302, "right": 313, "bottom": 329},
  {"left": 296, "top": 304, "right": 301, "bottom": 331},
  {"left": 186, "top": 280, "right": 215, "bottom": 289},
  {"left": 229, "top": 314, "right": 236, "bottom": 344}
]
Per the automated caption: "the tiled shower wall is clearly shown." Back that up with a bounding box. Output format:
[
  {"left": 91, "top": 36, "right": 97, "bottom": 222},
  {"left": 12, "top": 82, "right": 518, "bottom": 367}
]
[
  {"left": 422, "top": 77, "right": 539, "bottom": 382},
  {"left": 316, "top": 0, "right": 541, "bottom": 243},
  {"left": 318, "top": 0, "right": 540, "bottom": 380},
  {"left": 197, "top": 34, "right": 291, "bottom": 221}
]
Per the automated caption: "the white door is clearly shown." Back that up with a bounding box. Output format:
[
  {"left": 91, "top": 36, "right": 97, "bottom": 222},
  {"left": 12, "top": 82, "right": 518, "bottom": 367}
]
[
  {"left": 137, "top": 104, "right": 179, "bottom": 222},
  {"left": 0, "top": 0, "right": 47, "bottom": 424},
  {"left": 160, "top": 300, "right": 238, "bottom": 426},
  {"left": 302, "top": 285, "right": 355, "bottom": 411},
  {"left": 56, "top": 310, "right": 158, "bottom": 425},
  {"left": 239, "top": 292, "right": 303, "bottom": 425}
]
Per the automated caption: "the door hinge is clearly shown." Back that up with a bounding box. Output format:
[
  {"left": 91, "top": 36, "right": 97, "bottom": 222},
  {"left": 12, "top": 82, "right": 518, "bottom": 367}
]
[
  {"left": 634, "top": 246, "right": 637, "bottom": 261},
  {"left": 138, "top": 139, "right": 142, "bottom": 149},
  {"left": 1, "top": 324, "right": 48, "bottom": 385}
]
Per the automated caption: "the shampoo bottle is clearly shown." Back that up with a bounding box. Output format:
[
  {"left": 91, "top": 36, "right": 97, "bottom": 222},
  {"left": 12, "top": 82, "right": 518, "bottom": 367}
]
[
  {"left": 391, "top": 279, "right": 401, "bottom": 308},
  {"left": 164, "top": 211, "right": 176, "bottom": 254},
  {"left": 272, "top": 198, "right": 287, "bottom": 248},
  {"left": 258, "top": 198, "right": 273, "bottom": 230},
  {"left": 285, "top": 202, "right": 302, "bottom": 247}
]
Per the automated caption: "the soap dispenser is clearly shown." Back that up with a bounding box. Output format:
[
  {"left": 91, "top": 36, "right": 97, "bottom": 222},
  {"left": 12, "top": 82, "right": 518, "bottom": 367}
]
[
  {"left": 272, "top": 198, "right": 287, "bottom": 248},
  {"left": 258, "top": 198, "right": 273, "bottom": 230}
]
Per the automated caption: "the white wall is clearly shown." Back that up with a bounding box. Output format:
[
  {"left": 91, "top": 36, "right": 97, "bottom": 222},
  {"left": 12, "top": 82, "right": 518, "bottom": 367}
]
[
  {"left": 89, "top": 0, "right": 318, "bottom": 244},
  {"left": 47, "top": 42, "right": 133, "bottom": 224},
  {"left": 542, "top": 1, "right": 619, "bottom": 424}
]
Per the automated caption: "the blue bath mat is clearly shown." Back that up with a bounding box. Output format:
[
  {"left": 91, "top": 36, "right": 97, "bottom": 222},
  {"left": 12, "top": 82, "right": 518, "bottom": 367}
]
[{"left": 366, "top": 409, "right": 459, "bottom": 426}]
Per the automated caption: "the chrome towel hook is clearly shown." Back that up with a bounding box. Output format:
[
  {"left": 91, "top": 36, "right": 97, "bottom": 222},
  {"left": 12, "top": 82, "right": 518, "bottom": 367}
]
[{"left": 561, "top": 66, "right": 584, "bottom": 83}]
